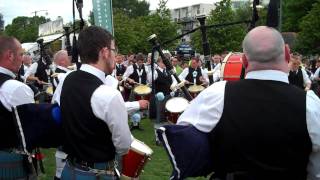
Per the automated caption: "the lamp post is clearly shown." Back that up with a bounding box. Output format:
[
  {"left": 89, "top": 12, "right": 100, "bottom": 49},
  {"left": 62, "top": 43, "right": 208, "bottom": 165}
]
[{"left": 31, "top": 10, "right": 48, "bottom": 17}]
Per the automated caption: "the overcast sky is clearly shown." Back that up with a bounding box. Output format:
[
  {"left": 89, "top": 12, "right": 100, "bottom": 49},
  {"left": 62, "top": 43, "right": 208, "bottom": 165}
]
[{"left": 0, "top": 0, "right": 219, "bottom": 26}]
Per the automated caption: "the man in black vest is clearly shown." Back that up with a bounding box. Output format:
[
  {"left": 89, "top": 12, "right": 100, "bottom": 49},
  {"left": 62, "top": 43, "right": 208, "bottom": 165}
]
[
  {"left": 288, "top": 55, "right": 311, "bottom": 91},
  {"left": 114, "top": 54, "right": 126, "bottom": 81},
  {"left": 52, "top": 50, "right": 71, "bottom": 90},
  {"left": 177, "top": 26, "right": 320, "bottom": 179},
  {"left": 123, "top": 53, "right": 149, "bottom": 85},
  {"left": 179, "top": 57, "right": 208, "bottom": 86},
  {"left": 0, "top": 36, "right": 35, "bottom": 179},
  {"left": 52, "top": 26, "right": 132, "bottom": 179}
]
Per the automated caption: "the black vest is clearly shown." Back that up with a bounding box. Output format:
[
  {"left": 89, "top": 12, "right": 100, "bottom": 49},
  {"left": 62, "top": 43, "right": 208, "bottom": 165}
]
[
  {"left": 210, "top": 80, "right": 312, "bottom": 180},
  {"left": 55, "top": 67, "right": 67, "bottom": 73},
  {"left": 16, "top": 65, "right": 25, "bottom": 82},
  {"left": 34, "top": 61, "right": 48, "bottom": 89},
  {"left": 185, "top": 67, "right": 202, "bottom": 85},
  {"left": 129, "top": 64, "right": 147, "bottom": 84},
  {"left": 60, "top": 70, "right": 115, "bottom": 162},
  {"left": 288, "top": 68, "right": 304, "bottom": 89},
  {"left": 155, "top": 68, "right": 172, "bottom": 96},
  {"left": 115, "top": 64, "right": 126, "bottom": 76},
  {"left": 0, "top": 73, "right": 19, "bottom": 149}
]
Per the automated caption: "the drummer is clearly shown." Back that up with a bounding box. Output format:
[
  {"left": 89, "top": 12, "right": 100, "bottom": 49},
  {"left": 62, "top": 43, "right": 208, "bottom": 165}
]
[
  {"left": 179, "top": 57, "right": 209, "bottom": 87},
  {"left": 210, "top": 54, "right": 222, "bottom": 82},
  {"left": 52, "top": 50, "right": 72, "bottom": 90},
  {"left": 0, "top": 35, "right": 35, "bottom": 179},
  {"left": 123, "top": 53, "right": 150, "bottom": 90}
]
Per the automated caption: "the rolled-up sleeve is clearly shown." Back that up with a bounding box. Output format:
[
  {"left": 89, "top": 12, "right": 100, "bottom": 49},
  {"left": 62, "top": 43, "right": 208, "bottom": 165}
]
[{"left": 91, "top": 85, "right": 132, "bottom": 155}]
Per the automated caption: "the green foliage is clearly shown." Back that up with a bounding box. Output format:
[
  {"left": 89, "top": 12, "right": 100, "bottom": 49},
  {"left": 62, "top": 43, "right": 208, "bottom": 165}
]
[
  {"left": 114, "top": 1, "right": 179, "bottom": 54},
  {"left": 282, "top": 0, "right": 318, "bottom": 32},
  {"left": 295, "top": 1, "right": 320, "bottom": 54},
  {"left": 4, "top": 16, "right": 49, "bottom": 43},
  {"left": 113, "top": 0, "right": 150, "bottom": 18},
  {"left": 191, "top": 0, "right": 246, "bottom": 54}
]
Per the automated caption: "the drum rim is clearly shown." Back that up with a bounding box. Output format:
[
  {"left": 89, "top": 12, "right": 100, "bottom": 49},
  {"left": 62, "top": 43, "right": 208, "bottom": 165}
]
[
  {"left": 130, "top": 138, "right": 153, "bottom": 155},
  {"left": 220, "top": 52, "right": 243, "bottom": 80},
  {"left": 165, "top": 97, "right": 189, "bottom": 113}
]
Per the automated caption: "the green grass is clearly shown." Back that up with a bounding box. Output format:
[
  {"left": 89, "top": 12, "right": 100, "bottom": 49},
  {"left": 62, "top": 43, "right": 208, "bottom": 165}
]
[{"left": 38, "top": 118, "right": 208, "bottom": 179}]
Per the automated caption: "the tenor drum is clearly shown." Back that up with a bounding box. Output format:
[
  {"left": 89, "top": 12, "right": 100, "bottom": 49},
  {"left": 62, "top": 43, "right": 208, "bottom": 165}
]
[
  {"left": 188, "top": 85, "right": 205, "bottom": 98},
  {"left": 133, "top": 85, "right": 151, "bottom": 101},
  {"left": 220, "top": 52, "right": 245, "bottom": 81},
  {"left": 165, "top": 97, "right": 189, "bottom": 124},
  {"left": 122, "top": 139, "right": 153, "bottom": 178}
]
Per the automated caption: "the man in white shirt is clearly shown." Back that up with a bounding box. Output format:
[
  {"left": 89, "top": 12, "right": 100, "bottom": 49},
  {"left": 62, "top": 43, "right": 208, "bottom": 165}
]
[
  {"left": 51, "top": 50, "right": 71, "bottom": 89},
  {"left": 0, "top": 36, "right": 34, "bottom": 179},
  {"left": 177, "top": 26, "right": 320, "bottom": 179},
  {"left": 288, "top": 55, "right": 312, "bottom": 91},
  {"left": 179, "top": 57, "right": 209, "bottom": 86},
  {"left": 53, "top": 26, "right": 132, "bottom": 179},
  {"left": 210, "top": 54, "right": 222, "bottom": 82}
]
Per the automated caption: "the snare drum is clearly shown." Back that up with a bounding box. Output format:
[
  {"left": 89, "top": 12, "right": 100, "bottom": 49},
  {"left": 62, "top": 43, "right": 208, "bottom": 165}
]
[
  {"left": 122, "top": 139, "right": 153, "bottom": 178},
  {"left": 220, "top": 52, "right": 245, "bottom": 81},
  {"left": 165, "top": 97, "right": 189, "bottom": 124},
  {"left": 188, "top": 85, "right": 205, "bottom": 98},
  {"left": 133, "top": 85, "right": 151, "bottom": 101}
]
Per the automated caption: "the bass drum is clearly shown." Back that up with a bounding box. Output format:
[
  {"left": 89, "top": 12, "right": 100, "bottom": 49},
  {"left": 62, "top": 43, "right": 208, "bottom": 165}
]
[{"left": 220, "top": 52, "right": 245, "bottom": 81}]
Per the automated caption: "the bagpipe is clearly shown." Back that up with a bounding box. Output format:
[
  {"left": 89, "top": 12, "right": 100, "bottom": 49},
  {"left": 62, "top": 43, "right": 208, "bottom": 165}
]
[{"left": 150, "top": 0, "right": 283, "bottom": 179}]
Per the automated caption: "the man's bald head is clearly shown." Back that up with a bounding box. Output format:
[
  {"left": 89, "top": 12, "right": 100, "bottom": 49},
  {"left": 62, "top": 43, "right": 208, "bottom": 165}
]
[
  {"left": 54, "top": 50, "right": 70, "bottom": 67},
  {"left": 243, "top": 26, "right": 285, "bottom": 64}
]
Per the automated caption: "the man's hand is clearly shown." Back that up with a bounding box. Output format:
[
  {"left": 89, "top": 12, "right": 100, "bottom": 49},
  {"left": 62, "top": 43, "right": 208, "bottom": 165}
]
[{"left": 138, "top": 100, "right": 149, "bottom": 110}]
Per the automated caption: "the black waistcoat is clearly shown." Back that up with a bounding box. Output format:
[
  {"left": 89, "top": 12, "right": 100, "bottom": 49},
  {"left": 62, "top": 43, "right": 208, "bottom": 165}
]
[
  {"left": 209, "top": 79, "right": 312, "bottom": 180},
  {"left": 34, "top": 61, "right": 48, "bottom": 89},
  {"left": 60, "top": 70, "right": 115, "bottom": 162},
  {"left": 129, "top": 64, "right": 147, "bottom": 84},
  {"left": 116, "top": 64, "right": 126, "bottom": 76},
  {"left": 185, "top": 67, "right": 202, "bottom": 85},
  {"left": 288, "top": 68, "right": 304, "bottom": 89},
  {"left": 0, "top": 73, "right": 19, "bottom": 149},
  {"left": 155, "top": 68, "right": 172, "bottom": 96}
]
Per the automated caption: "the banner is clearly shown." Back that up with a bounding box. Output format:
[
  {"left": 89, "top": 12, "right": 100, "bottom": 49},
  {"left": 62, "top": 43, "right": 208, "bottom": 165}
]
[
  {"left": 92, "top": 0, "right": 114, "bottom": 35},
  {"left": 38, "top": 18, "right": 64, "bottom": 37}
]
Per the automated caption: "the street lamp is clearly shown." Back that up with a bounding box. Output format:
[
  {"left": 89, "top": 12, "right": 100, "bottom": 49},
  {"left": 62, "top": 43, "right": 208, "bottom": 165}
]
[{"left": 31, "top": 10, "right": 48, "bottom": 17}]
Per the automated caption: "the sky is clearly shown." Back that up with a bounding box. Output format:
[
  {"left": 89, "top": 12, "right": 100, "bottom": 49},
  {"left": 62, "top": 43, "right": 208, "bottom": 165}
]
[{"left": 0, "top": 0, "right": 219, "bottom": 26}]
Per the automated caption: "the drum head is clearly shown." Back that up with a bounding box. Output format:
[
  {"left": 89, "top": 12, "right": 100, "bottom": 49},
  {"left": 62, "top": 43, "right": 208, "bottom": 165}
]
[
  {"left": 188, "top": 85, "right": 205, "bottom": 93},
  {"left": 133, "top": 85, "right": 151, "bottom": 95},
  {"left": 46, "top": 86, "right": 53, "bottom": 95},
  {"left": 165, "top": 97, "right": 189, "bottom": 113},
  {"left": 131, "top": 138, "right": 153, "bottom": 156}
]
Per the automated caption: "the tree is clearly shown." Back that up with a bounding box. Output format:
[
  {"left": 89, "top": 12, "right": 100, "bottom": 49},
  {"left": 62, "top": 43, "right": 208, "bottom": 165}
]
[
  {"left": 294, "top": 1, "right": 320, "bottom": 54},
  {"left": 282, "top": 0, "right": 318, "bottom": 32},
  {"left": 113, "top": 0, "right": 179, "bottom": 54},
  {"left": 113, "top": 0, "right": 150, "bottom": 18},
  {"left": 191, "top": 0, "right": 246, "bottom": 54},
  {"left": 5, "top": 16, "right": 49, "bottom": 43}
]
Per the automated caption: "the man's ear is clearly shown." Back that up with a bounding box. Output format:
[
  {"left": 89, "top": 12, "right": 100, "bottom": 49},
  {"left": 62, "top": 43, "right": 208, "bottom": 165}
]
[{"left": 242, "top": 54, "right": 248, "bottom": 69}]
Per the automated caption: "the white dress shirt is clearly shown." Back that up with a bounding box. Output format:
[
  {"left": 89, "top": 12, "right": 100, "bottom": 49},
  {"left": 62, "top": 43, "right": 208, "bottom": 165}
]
[
  {"left": 179, "top": 67, "right": 209, "bottom": 84},
  {"left": 177, "top": 70, "right": 320, "bottom": 179},
  {"left": 147, "top": 66, "right": 177, "bottom": 86},
  {"left": 312, "top": 67, "right": 320, "bottom": 81},
  {"left": 0, "top": 67, "right": 34, "bottom": 111},
  {"left": 52, "top": 66, "right": 71, "bottom": 88},
  {"left": 122, "top": 63, "right": 150, "bottom": 83},
  {"left": 52, "top": 64, "right": 132, "bottom": 155},
  {"left": 105, "top": 75, "right": 140, "bottom": 115}
]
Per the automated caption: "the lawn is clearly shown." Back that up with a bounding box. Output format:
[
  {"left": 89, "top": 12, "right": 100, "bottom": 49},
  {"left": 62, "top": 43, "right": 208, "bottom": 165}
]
[{"left": 38, "top": 118, "right": 208, "bottom": 180}]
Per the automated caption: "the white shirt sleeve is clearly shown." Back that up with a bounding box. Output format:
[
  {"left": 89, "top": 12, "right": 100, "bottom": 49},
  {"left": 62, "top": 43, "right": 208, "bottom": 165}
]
[
  {"left": 313, "top": 68, "right": 320, "bottom": 81},
  {"left": 147, "top": 69, "right": 158, "bottom": 83},
  {"left": 123, "top": 65, "right": 134, "bottom": 81},
  {"left": 201, "top": 68, "right": 209, "bottom": 84},
  {"left": 306, "top": 91, "right": 320, "bottom": 179},
  {"left": 24, "top": 62, "right": 38, "bottom": 82},
  {"left": 91, "top": 85, "right": 132, "bottom": 155},
  {"left": 179, "top": 68, "right": 189, "bottom": 81},
  {"left": 177, "top": 81, "right": 226, "bottom": 132},
  {"left": 0, "top": 80, "right": 34, "bottom": 111},
  {"left": 125, "top": 101, "right": 140, "bottom": 115},
  {"left": 301, "top": 69, "right": 311, "bottom": 86}
]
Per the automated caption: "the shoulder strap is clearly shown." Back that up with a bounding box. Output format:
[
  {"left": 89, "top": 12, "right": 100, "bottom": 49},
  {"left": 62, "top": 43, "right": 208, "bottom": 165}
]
[{"left": 0, "top": 73, "right": 13, "bottom": 87}]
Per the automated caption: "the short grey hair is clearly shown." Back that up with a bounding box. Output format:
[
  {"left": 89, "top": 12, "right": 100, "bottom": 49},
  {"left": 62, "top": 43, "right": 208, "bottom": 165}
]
[
  {"left": 243, "top": 26, "right": 285, "bottom": 63},
  {"left": 53, "top": 50, "right": 68, "bottom": 63}
]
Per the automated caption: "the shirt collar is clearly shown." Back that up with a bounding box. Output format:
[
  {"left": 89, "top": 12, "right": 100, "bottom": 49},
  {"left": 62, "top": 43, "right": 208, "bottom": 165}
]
[
  {"left": 245, "top": 70, "right": 289, "bottom": 84},
  {"left": 0, "top": 66, "right": 16, "bottom": 78},
  {"left": 80, "top": 64, "right": 106, "bottom": 84},
  {"left": 56, "top": 65, "right": 70, "bottom": 72}
]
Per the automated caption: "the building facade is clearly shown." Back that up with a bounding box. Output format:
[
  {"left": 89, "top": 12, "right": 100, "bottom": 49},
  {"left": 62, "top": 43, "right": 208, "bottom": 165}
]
[{"left": 170, "top": 3, "right": 215, "bottom": 42}]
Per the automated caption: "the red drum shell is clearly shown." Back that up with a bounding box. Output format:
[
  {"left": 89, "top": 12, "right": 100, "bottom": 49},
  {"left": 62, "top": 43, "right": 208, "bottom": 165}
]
[{"left": 220, "top": 53, "right": 244, "bottom": 81}]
